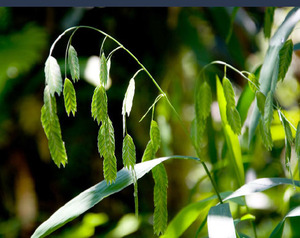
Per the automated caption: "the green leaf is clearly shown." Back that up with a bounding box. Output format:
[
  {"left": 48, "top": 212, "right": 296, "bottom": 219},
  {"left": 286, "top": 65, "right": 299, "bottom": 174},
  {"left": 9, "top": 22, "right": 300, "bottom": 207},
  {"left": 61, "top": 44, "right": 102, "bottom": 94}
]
[
  {"left": 31, "top": 156, "right": 200, "bottom": 238},
  {"left": 142, "top": 140, "right": 155, "bottom": 162},
  {"left": 249, "top": 8, "right": 300, "bottom": 145},
  {"left": 195, "top": 81, "right": 212, "bottom": 120},
  {"left": 270, "top": 206, "right": 300, "bottom": 238},
  {"left": 91, "top": 85, "right": 107, "bottom": 124},
  {"left": 264, "top": 91, "right": 273, "bottom": 128},
  {"left": 45, "top": 56, "right": 63, "bottom": 96},
  {"left": 122, "top": 134, "right": 136, "bottom": 170},
  {"left": 256, "top": 91, "right": 266, "bottom": 116},
  {"left": 248, "top": 73, "right": 260, "bottom": 92},
  {"left": 100, "top": 53, "right": 108, "bottom": 87},
  {"left": 161, "top": 196, "right": 216, "bottom": 238},
  {"left": 217, "top": 76, "right": 244, "bottom": 186},
  {"left": 224, "top": 178, "right": 300, "bottom": 202},
  {"left": 207, "top": 203, "right": 236, "bottom": 238},
  {"left": 191, "top": 118, "right": 206, "bottom": 147},
  {"left": 296, "top": 121, "right": 300, "bottom": 159},
  {"left": 279, "top": 39, "right": 293, "bottom": 81},
  {"left": 152, "top": 164, "right": 168, "bottom": 236},
  {"left": 122, "top": 78, "right": 135, "bottom": 135},
  {"left": 150, "top": 120, "right": 161, "bottom": 153},
  {"left": 281, "top": 114, "right": 294, "bottom": 145},
  {"left": 68, "top": 45, "right": 80, "bottom": 82},
  {"left": 223, "top": 76, "right": 236, "bottom": 108},
  {"left": 236, "top": 83, "right": 255, "bottom": 126},
  {"left": 98, "top": 117, "right": 116, "bottom": 184},
  {"left": 42, "top": 86, "right": 68, "bottom": 168},
  {"left": 264, "top": 7, "right": 275, "bottom": 39},
  {"left": 226, "top": 106, "right": 242, "bottom": 135},
  {"left": 63, "top": 78, "right": 77, "bottom": 117},
  {"left": 259, "top": 119, "right": 273, "bottom": 151}
]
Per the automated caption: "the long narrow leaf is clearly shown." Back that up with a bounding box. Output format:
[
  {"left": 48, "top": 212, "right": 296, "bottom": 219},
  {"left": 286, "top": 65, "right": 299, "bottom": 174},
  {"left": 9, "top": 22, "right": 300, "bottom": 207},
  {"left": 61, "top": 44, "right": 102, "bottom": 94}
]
[
  {"left": 248, "top": 8, "right": 300, "bottom": 145},
  {"left": 31, "top": 156, "right": 199, "bottom": 238},
  {"left": 207, "top": 203, "right": 236, "bottom": 238},
  {"left": 269, "top": 206, "right": 300, "bottom": 238},
  {"left": 217, "top": 76, "right": 244, "bottom": 186},
  {"left": 224, "top": 178, "right": 300, "bottom": 202}
]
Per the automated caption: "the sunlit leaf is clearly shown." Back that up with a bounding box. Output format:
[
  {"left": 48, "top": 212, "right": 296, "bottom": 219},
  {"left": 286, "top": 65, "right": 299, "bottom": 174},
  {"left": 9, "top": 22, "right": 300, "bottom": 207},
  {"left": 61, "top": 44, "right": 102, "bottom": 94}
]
[
  {"left": 217, "top": 76, "right": 244, "bottom": 186},
  {"left": 122, "top": 78, "right": 135, "bottom": 135},
  {"left": 68, "top": 45, "right": 80, "bottom": 82},
  {"left": 91, "top": 85, "right": 107, "bottom": 124},
  {"left": 100, "top": 53, "right": 108, "bottom": 87},
  {"left": 264, "top": 7, "right": 275, "bottom": 39},
  {"left": 226, "top": 106, "right": 241, "bottom": 135},
  {"left": 150, "top": 120, "right": 161, "bottom": 153},
  {"left": 63, "top": 78, "right": 77, "bottom": 117},
  {"left": 224, "top": 178, "right": 300, "bottom": 202},
  {"left": 249, "top": 8, "right": 300, "bottom": 145},
  {"left": 207, "top": 203, "right": 236, "bottom": 238},
  {"left": 152, "top": 164, "right": 168, "bottom": 235},
  {"left": 142, "top": 140, "right": 155, "bottom": 162},
  {"left": 223, "top": 76, "right": 236, "bottom": 108},
  {"left": 98, "top": 117, "right": 116, "bottom": 184},
  {"left": 45, "top": 56, "right": 63, "bottom": 96},
  {"left": 279, "top": 39, "right": 293, "bottom": 81},
  {"left": 161, "top": 197, "right": 215, "bottom": 238},
  {"left": 122, "top": 134, "right": 136, "bottom": 170},
  {"left": 270, "top": 206, "right": 300, "bottom": 238},
  {"left": 195, "top": 81, "right": 212, "bottom": 120},
  {"left": 31, "top": 156, "right": 200, "bottom": 238}
]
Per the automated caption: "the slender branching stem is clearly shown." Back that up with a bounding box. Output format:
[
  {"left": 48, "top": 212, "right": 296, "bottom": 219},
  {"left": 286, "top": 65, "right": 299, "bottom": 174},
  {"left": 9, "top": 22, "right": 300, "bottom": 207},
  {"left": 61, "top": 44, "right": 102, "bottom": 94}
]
[{"left": 48, "top": 25, "right": 224, "bottom": 204}]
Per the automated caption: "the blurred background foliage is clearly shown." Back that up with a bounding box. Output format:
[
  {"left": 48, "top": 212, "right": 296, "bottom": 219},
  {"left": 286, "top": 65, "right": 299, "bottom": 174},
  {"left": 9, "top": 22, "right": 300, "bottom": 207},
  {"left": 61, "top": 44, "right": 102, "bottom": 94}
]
[{"left": 0, "top": 7, "right": 299, "bottom": 237}]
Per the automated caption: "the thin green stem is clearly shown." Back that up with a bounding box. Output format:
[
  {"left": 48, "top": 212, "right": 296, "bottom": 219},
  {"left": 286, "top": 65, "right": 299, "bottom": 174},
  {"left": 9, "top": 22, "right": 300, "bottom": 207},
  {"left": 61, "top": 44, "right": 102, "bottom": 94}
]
[{"left": 48, "top": 25, "right": 224, "bottom": 204}]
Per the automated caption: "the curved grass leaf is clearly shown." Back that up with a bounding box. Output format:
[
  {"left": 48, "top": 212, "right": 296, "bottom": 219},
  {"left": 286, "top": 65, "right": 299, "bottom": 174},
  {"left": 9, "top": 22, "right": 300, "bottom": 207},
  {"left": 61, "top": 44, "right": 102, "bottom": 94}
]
[
  {"left": 45, "top": 56, "right": 63, "bottom": 96},
  {"left": 281, "top": 115, "right": 294, "bottom": 145},
  {"left": 152, "top": 164, "right": 168, "bottom": 235},
  {"left": 279, "top": 39, "right": 293, "bottom": 81},
  {"left": 150, "top": 120, "right": 161, "bottom": 153},
  {"left": 68, "top": 45, "right": 80, "bottom": 82},
  {"left": 224, "top": 178, "right": 300, "bottom": 202},
  {"left": 42, "top": 86, "right": 68, "bottom": 168},
  {"left": 223, "top": 77, "right": 236, "bottom": 108},
  {"left": 98, "top": 117, "right": 116, "bottom": 184},
  {"left": 31, "top": 156, "right": 199, "bottom": 238},
  {"left": 264, "top": 91, "right": 273, "bottom": 128},
  {"left": 142, "top": 140, "right": 155, "bottom": 162},
  {"left": 296, "top": 122, "right": 300, "bottom": 158},
  {"left": 259, "top": 119, "right": 273, "bottom": 151},
  {"left": 100, "top": 53, "right": 108, "bottom": 87},
  {"left": 248, "top": 8, "right": 300, "bottom": 145},
  {"left": 63, "top": 78, "right": 77, "bottom": 117},
  {"left": 270, "top": 206, "right": 300, "bottom": 238},
  {"left": 91, "top": 85, "right": 107, "bottom": 124},
  {"left": 217, "top": 76, "right": 244, "bottom": 186},
  {"left": 122, "top": 134, "right": 136, "bottom": 170},
  {"left": 226, "top": 106, "right": 241, "bottom": 135},
  {"left": 161, "top": 197, "right": 216, "bottom": 238},
  {"left": 264, "top": 7, "right": 275, "bottom": 39},
  {"left": 207, "top": 203, "right": 236, "bottom": 238},
  {"left": 195, "top": 81, "right": 212, "bottom": 120}
]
